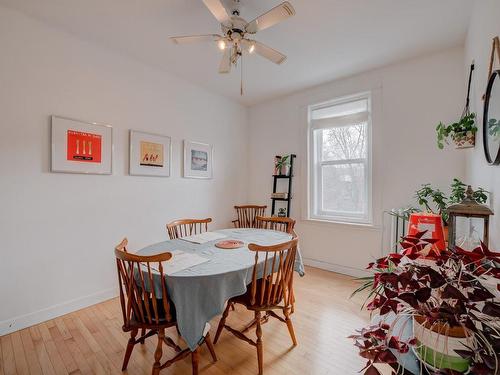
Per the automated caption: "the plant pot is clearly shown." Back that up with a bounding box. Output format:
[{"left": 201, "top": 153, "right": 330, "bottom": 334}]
[
  {"left": 280, "top": 165, "right": 290, "bottom": 176},
  {"left": 413, "top": 315, "right": 472, "bottom": 372},
  {"left": 452, "top": 131, "right": 475, "bottom": 149}
]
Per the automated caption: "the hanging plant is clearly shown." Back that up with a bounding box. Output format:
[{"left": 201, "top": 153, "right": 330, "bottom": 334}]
[
  {"left": 436, "top": 64, "right": 477, "bottom": 150},
  {"left": 436, "top": 113, "right": 477, "bottom": 149}
]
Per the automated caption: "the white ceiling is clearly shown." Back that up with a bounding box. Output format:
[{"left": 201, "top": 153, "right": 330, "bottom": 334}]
[{"left": 1, "top": 0, "right": 473, "bottom": 106}]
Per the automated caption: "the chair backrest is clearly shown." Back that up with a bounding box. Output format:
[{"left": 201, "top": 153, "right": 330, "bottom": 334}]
[
  {"left": 115, "top": 238, "right": 174, "bottom": 328},
  {"left": 247, "top": 237, "right": 299, "bottom": 309},
  {"left": 234, "top": 205, "right": 267, "bottom": 228},
  {"left": 255, "top": 216, "right": 296, "bottom": 234},
  {"left": 166, "top": 218, "right": 212, "bottom": 240}
]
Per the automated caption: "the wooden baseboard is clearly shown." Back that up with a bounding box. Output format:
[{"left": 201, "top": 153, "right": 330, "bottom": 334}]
[
  {"left": 0, "top": 287, "right": 117, "bottom": 336},
  {"left": 302, "top": 257, "right": 369, "bottom": 278}
]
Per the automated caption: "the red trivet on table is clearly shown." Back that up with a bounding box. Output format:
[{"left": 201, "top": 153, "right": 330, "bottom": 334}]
[{"left": 215, "top": 240, "right": 244, "bottom": 249}]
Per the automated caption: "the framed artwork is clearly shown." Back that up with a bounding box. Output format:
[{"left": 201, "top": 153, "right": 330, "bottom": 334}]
[
  {"left": 129, "top": 131, "right": 171, "bottom": 177},
  {"left": 51, "top": 116, "right": 112, "bottom": 174},
  {"left": 183, "top": 140, "right": 213, "bottom": 179}
]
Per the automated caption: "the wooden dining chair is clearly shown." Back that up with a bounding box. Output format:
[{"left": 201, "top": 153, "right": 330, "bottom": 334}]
[
  {"left": 255, "top": 216, "right": 296, "bottom": 234},
  {"left": 115, "top": 239, "right": 217, "bottom": 375},
  {"left": 232, "top": 205, "right": 267, "bottom": 228},
  {"left": 166, "top": 218, "right": 212, "bottom": 240},
  {"left": 255, "top": 216, "right": 298, "bottom": 314},
  {"left": 213, "top": 238, "right": 299, "bottom": 375}
]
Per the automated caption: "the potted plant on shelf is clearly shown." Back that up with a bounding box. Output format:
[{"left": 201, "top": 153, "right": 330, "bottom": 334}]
[
  {"left": 275, "top": 154, "right": 291, "bottom": 176},
  {"left": 436, "top": 113, "right": 477, "bottom": 149},
  {"left": 350, "top": 232, "right": 500, "bottom": 375}
]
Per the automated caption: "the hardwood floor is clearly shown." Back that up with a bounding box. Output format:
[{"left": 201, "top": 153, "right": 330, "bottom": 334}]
[{"left": 0, "top": 266, "right": 370, "bottom": 375}]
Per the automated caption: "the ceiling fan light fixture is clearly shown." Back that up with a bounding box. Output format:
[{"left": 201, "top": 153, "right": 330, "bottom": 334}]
[
  {"left": 170, "top": 0, "right": 296, "bottom": 94},
  {"left": 217, "top": 39, "right": 226, "bottom": 50}
]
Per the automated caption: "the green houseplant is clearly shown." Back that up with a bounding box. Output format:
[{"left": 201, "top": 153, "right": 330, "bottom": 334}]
[
  {"left": 350, "top": 232, "right": 500, "bottom": 375},
  {"left": 412, "top": 179, "right": 488, "bottom": 225},
  {"left": 275, "top": 155, "right": 291, "bottom": 175},
  {"left": 436, "top": 113, "right": 477, "bottom": 149}
]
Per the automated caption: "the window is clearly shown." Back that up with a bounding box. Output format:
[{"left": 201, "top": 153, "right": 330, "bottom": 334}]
[{"left": 308, "top": 93, "right": 372, "bottom": 224}]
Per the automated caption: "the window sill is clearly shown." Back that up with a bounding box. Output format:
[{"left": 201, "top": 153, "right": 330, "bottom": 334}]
[{"left": 301, "top": 217, "right": 381, "bottom": 231}]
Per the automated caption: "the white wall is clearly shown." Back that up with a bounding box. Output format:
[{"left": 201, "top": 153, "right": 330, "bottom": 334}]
[
  {"left": 0, "top": 6, "right": 248, "bottom": 335},
  {"left": 464, "top": 0, "right": 500, "bottom": 249},
  {"left": 247, "top": 47, "right": 467, "bottom": 276}
]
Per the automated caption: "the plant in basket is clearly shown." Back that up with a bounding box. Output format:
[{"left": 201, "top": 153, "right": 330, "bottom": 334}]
[
  {"left": 350, "top": 231, "right": 500, "bottom": 375},
  {"left": 436, "top": 113, "right": 477, "bottom": 150}
]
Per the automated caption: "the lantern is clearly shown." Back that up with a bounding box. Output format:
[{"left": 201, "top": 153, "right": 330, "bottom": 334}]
[{"left": 446, "top": 186, "right": 493, "bottom": 250}]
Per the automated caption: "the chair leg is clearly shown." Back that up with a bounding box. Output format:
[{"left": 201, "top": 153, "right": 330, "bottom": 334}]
[
  {"left": 122, "top": 328, "right": 138, "bottom": 371},
  {"left": 214, "top": 302, "right": 231, "bottom": 344},
  {"left": 204, "top": 332, "right": 218, "bottom": 362},
  {"left": 140, "top": 328, "right": 146, "bottom": 344},
  {"left": 290, "top": 288, "right": 296, "bottom": 314},
  {"left": 191, "top": 348, "right": 199, "bottom": 375},
  {"left": 255, "top": 311, "right": 264, "bottom": 375},
  {"left": 152, "top": 328, "right": 164, "bottom": 375},
  {"left": 284, "top": 308, "right": 297, "bottom": 346}
]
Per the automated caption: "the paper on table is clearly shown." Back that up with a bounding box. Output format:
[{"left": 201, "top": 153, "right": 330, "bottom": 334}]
[
  {"left": 180, "top": 231, "right": 227, "bottom": 244},
  {"left": 155, "top": 250, "right": 209, "bottom": 275}
]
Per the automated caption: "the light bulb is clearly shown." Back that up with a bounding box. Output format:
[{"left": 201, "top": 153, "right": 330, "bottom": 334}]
[
  {"left": 248, "top": 43, "right": 255, "bottom": 53},
  {"left": 218, "top": 40, "right": 226, "bottom": 50}
]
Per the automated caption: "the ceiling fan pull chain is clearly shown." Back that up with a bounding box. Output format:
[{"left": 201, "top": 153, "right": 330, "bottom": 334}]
[{"left": 240, "top": 54, "right": 244, "bottom": 96}]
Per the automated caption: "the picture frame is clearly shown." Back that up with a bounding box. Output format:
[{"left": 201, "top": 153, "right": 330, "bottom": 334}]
[
  {"left": 51, "top": 115, "right": 112, "bottom": 175},
  {"left": 183, "top": 140, "right": 213, "bottom": 179},
  {"left": 129, "top": 130, "right": 171, "bottom": 177}
]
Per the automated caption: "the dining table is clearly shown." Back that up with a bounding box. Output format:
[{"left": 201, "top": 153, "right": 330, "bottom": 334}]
[{"left": 137, "top": 228, "right": 305, "bottom": 351}]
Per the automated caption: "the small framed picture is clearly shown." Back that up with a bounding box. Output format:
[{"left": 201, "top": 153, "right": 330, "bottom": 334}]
[
  {"left": 51, "top": 116, "right": 112, "bottom": 175},
  {"left": 183, "top": 140, "right": 213, "bottom": 179},
  {"left": 129, "top": 131, "right": 171, "bottom": 177}
]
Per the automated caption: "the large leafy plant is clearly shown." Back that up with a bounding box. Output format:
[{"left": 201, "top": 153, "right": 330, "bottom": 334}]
[
  {"left": 411, "top": 179, "right": 488, "bottom": 225},
  {"left": 436, "top": 113, "right": 477, "bottom": 149},
  {"left": 351, "top": 232, "right": 500, "bottom": 375}
]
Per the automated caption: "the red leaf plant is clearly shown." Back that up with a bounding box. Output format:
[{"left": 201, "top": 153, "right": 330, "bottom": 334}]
[{"left": 350, "top": 232, "right": 500, "bottom": 375}]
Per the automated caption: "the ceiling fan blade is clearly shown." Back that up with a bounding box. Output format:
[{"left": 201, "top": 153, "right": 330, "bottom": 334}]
[
  {"left": 249, "top": 40, "right": 287, "bottom": 64},
  {"left": 219, "top": 48, "right": 231, "bottom": 73},
  {"left": 245, "top": 1, "right": 295, "bottom": 34},
  {"left": 202, "top": 0, "right": 231, "bottom": 24},
  {"left": 170, "top": 34, "right": 221, "bottom": 44}
]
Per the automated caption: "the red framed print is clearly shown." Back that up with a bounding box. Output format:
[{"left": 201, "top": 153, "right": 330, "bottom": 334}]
[
  {"left": 51, "top": 116, "right": 112, "bottom": 174},
  {"left": 66, "top": 130, "right": 102, "bottom": 163}
]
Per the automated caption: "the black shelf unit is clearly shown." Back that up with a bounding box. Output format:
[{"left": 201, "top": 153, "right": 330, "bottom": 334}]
[{"left": 271, "top": 154, "right": 296, "bottom": 217}]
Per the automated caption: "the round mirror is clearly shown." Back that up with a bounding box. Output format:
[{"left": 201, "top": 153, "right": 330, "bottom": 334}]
[{"left": 483, "top": 69, "right": 500, "bottom": 165}]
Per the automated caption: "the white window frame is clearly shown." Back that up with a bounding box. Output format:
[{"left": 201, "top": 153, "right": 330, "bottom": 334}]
[{"left": 308, "top": 92, "right": 373, "bottom": 225}]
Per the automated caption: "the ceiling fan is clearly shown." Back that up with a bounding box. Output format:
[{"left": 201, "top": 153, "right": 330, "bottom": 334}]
[{"left": 170, "top": 0, "right": 296, "bottom": 94}]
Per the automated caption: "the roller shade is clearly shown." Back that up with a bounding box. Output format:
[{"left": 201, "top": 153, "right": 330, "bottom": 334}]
[{"left": 311, "top": 111, "right": 369, "bottom": 130}]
